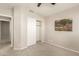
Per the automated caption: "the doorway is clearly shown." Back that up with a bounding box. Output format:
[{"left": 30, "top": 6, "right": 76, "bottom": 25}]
[
  {"left": 36, "top": 20, "right": 41, "bottom": 43},
  {"left": 0, "top": 21, "right": 11, "bottom": 48}
]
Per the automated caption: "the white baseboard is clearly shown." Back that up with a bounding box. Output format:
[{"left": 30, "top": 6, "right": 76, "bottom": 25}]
[
  {"left": 44, "top": 41, "right": 79, "bottom": 54},
  {"left": 13, "top": 42, "right": 36, "bottom": 50},
  {"left": 13, "top": 46, "right": 27, "bottom": 50}
]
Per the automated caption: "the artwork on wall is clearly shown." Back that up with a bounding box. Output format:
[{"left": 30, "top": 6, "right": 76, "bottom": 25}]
[{"left": 55, "top": 19, "right": 72, "bottom": 31}]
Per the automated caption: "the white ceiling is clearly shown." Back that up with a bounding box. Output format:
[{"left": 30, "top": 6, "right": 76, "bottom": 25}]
[
  {"left": 26, "top": 3, "right": 79, "bottom": 17},
  {"left": 0, "top": 3, "right": 79, "bottom": 17}
]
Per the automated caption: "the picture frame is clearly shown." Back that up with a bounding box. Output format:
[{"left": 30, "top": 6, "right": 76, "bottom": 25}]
[{"left": 55, "top": 19, "right": 72, "bottom": 31}]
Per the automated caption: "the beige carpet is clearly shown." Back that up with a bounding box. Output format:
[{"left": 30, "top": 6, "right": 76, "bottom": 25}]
[{"left": 0, "top": 42, "right": 79, "bottom": 56}]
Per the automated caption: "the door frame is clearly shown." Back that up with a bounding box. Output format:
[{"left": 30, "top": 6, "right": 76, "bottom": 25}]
[{"left": 0, "top": 17, "right": 14, "bottom": 48}]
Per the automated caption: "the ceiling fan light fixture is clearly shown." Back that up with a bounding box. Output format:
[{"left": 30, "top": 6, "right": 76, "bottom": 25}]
[
  {"left": 37, "top": 3, "right": 41, "bottom": 7},
  {"left": 37, "top": 3, "right": 56, "bottom": 7},
  {"left": 51, "top": 3, "right": 56, "bottom": 5}
]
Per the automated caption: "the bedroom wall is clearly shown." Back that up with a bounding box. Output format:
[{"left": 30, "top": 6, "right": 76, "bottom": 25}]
[
  {"left": 0, "top": 7, "right": 13, "bottom": 47},
  {"left": 45, "top": 5, "right": 79, "bottom": 52},
  {"left": 26, "top": 9, "right": 44, "bottom": 46},
  {"left": 0, "top": 7, "right": 12, "bottom": 17},
  {"left": 14, "top": 6, "right": 26, "bottom": 49},
  {"left": 26, "top": 11, "right": 45, "bottom": 46},
  {"left": 13, "top": 6, "right": 44, "bottom": 49}
]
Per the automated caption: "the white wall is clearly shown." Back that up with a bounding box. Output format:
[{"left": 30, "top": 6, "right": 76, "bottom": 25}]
[
  {"left": 14, "top": 6, "right": 21, "bottom": 49},
  {"left": 21, "top": 7, "right": 27, "bottom": 49},
  {"left": 14, "top": 6, "right": 36, "bottom": 49},
  {"left": 26, "top": 11, "right": 44, "bottom": 47},
  {"left": 27, "top": 17, "right": 36, "bottom": 46},
  {"left": 0, "top": 7, "right": 12, "bottom": 17},
  {"left": 0, "top": 7, "right": 13, "bottom": 47},
  {"left": 14, "top": 6, "right": 27, "bottom": 49},
  {"left": 0, "top": 5, "right": 43, "bottom": 49},
  {"left": 13, "top": 6, "right": 42, "bottom": 49},
  {"left": 45, "top": 5, "right": 79, "bottom": 52}
]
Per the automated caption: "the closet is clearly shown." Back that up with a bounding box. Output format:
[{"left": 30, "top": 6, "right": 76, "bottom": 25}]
[
  {"left": 0, "top": 16, "right": 11, "bottom": 44},
  {"left": 36, "top": 20, "right": 41, "bottom": 42}
]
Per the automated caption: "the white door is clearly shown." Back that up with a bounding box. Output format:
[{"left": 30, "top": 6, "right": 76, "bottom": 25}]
[
  {"left": 36, "top": 20, "right": 41, "bottom": 42},
  {"left": 27, "top": 17, "right": 36, "bottom": 46}
]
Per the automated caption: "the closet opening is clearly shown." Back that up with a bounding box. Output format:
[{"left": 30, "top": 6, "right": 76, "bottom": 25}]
[
  {"left": 36, "top": 20, "right": 41, "bottom": 43},
  {"left": 0, "top": 21, "right": 11, "bottom": 48}
]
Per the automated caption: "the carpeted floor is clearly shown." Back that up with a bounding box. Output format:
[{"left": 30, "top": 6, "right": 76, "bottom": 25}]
[{"left": 0, "top": 42, "right": 79, "bottom": 56}]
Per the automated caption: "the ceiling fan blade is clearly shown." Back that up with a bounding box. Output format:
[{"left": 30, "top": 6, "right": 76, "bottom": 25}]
[{"left": 37, "top": 3, "right": 41, "bottom": 7}]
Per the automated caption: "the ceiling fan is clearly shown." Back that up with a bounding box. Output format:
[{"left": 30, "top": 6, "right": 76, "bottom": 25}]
[{"left": 37, "top": 3, "right": 56, "bottom": 7}]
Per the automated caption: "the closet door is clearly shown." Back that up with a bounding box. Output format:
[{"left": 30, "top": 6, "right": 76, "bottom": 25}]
[
  {"left": 0, "top": 22, "right": 1, "bottom": 40},
  {"left": 27, "top": 17, "right": 36, "bottom": 46},
  {"left": 36, "top": 20, "right": 41, "bottom": 42},
  {"left": 1, "top": 21, "right": 10, "bottom": 41}
]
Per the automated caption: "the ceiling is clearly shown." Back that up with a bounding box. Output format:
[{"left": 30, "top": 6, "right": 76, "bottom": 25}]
[{"left": 0, "top": 3, "right": 79, "bottom": 17}]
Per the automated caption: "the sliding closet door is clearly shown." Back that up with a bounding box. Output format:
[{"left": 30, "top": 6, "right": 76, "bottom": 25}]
[
  {"left": 1, "top": 21, "right": 10, "bottom": 41},
  {"left": 0, "top": 22, "right": 1, "bottom": 40}
]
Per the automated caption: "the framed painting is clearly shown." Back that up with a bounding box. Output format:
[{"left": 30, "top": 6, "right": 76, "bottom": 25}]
[{"left": 55, "top": 19, "right": 72, "bottom": 31}]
